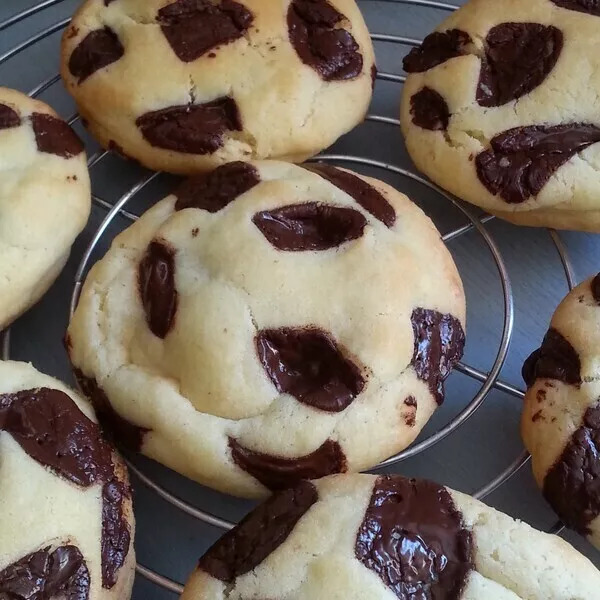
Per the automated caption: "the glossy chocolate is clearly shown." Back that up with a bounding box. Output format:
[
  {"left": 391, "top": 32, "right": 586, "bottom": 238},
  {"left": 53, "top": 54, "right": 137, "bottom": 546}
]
[
  {"left": 544, "top": 404, "right": 600, "bottom": 534},
  {"left": 477, "top": 23, "right": 562, "bottom": 107},
  {"left": 550, "top": 0, "right": 600, "bottom": 15},
  {"left": 410, "top": 86, "right": 450, "bottom": 131},
  {"left": 288, "top": 0, "right": 363, "bottom": 81},
  {"left": 308, "top": 164, "right": 396, "bottom": 227},
  {"left": 68, "top": 27, "right": 124, "bottom": 83},
  {"left": 158, "top": 0, "right": 253, "bottom": 62},
  {"left": 256, "top": 327, "right": 365, "bottom": 411},
  {"left": 0, "top": 103, "right": 20, "bottom": 130},
  {"left": 139, "top": 241, "right": 178, "bottom": 339},
  {"left": 403, "top": 29, "right": 471, "bottom": 73},
  {"left": 175, "top": 161, "right": 260, "bottom": 212},
  {"left": 136, "top": 98, "right": 242, "bottom": 154},
  {"left": 522, "top": 328, "right": 581, "bottom": 388},
  {"left": 229, "top": 438, "right": 346, "bottom": 490},
  {"left": 253, "top": 202, "right": 367, "bottom": 251},
  {"left": 199, "top": 481, "right": 318, "bottom": 581},
  {"left": 356, "top": 476, "right": 473, "bottom": 599},
  {"left": 0, "top": 546, "right": 90, "bottom": 600},
  {"left": 31, "top": 113, "right": 84, "bottom": 158},
  {"left": 411, "top": 308, "right": 465, "bottom": 405},
  {"left": 476, "top": 124, "right": 600, "bottom": 204},
  {"left": 592, "top": 273, "right": 600, "bottom": 304}
]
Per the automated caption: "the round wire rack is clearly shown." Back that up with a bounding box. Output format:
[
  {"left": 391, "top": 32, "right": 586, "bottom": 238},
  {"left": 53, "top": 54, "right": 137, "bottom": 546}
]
[{"left": 0, "top": 0, "right": 579, "bottom": 596}]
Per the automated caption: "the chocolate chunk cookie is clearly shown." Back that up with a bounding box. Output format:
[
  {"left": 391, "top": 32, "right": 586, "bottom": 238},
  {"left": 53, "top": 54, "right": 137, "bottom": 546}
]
[
  {"left": 522, "top": 272, "right": 600, "bottom": 549},
  {"left": 181, "top": 473, "right": 600, "bottom": 599},
  {"left": 0, "top": 88, "right": 90, "bottom": 329},
  {"left": 0, "top": 361, "right": 135, "bottom": 599},
  {"left": 401, "top": 0, "right": 600, "bottom": 232},
  {"left": 67, "top": 160, "right": 466, "bottom": 498},
  {"left": 60, "top": 0, "right": 375, "bottom": 174}
]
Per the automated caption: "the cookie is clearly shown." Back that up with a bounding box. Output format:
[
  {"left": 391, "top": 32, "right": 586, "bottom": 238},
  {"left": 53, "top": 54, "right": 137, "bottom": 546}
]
[
  {"left": 400, "top": 0, "right": 600, "bottom": 232},
  {"left": 60, "top": 0, "right": 376, "bottom": 175},
  {"left": 181, "top": 473, "right": 600, "bottom": 599},
  {"left": 0, "top": 360, "right": 135, "bottom": 599},
  {"left": 0, "top": 88, "right": 90, "bottom": 329},
  {"left": 66, "top": 160, "right": 466, "bottom": 498},
  {"left": 522, "top": 272, "right": 600, "bottom": 549}
]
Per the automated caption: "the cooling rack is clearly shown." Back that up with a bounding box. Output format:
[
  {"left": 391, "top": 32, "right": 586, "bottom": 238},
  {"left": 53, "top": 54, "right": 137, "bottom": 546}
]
[{"left": 0, "top": 0, "right": 594, "bottom": 597}]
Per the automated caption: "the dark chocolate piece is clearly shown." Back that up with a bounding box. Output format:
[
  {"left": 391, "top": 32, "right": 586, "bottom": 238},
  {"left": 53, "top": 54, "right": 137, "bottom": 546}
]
[
  {"left": 544, "top": 403, "right": 600, "bottom": 534},
  {"left": 371, "top": 64, "right": 377, "bottom": 89},
  {"left": 477, "top": 23, "right": 562, "bottom": 107},
  {"left": 68, "top": 27, "right": 124, "bottom": 83},
  {"left": 31, "top": 113, "right": 84, "bottom": 158},
  {"left": 307, "top": 164, "right": 396, "bottom": 227},
  {"left": 592, "top": 273, "right": 600, "bottom": 304},
  {"left": 136, "top": 98, "right": 242, "bottom": 154},
  {"left": 199, "top": 481, "right": 318, "bottom": 581},
  {"left": 175, "top": 161, "right": 260, "bottom": 212},
  {"left": 0, "top": 388, "right": 130, "bottom": 589},
  {"left": 410, "top": 87, "right": 450, "bottom": 131},
  {"left": 403, "top": 29, "right": 471, "bottom": 73},
  {"left": 105, "top": 0, "right": 117, "bottom": 4},
  {"left": 229, "top": 438, "right": 346, "bottom": 490},
  {"left": 253, "top": 202, "right": 367, "bottom": 251},
  {"left": 522, "top": 328, "right": 581, "bottom": 388},
  {"left": 158, "top": 0, "right": 253, "bottom": 62},
  {"left": 139, "top": 241, "right": 178, "bottom": 339},
  {"left": 411, "top": 308, "right": 465, "bottom": 405},
  {"left": 476, "top": 123, "right": 600, "bottom": 204},
  {"left": 550, "top": 0, "right": 600, "bottom": 15},
  {"left": 356, "top": 475, "right": 473, "bottom": 599},
  {"left": 0, "top": 545, "right": 90, "bottom": 600},
  {"left": 256, "top": 328, "right": 364, "bottom": 411},
  {"left": 0, "top": 103, "right": 20, "bottom": 130},
  {"left": 288, "top": 0, "right": 363, "bottom": 81}
]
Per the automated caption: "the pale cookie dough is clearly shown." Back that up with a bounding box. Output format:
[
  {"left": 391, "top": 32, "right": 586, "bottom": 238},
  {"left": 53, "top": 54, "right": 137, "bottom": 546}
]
[
  {"left": 522, "top": 272, "right": 600, "bottom": 549},
  {"left": 400, "top": 0, "right": 600, "bottom": 232},
  {"left": 0, "top": 360, "right": 135, "bottom": 599},
  {"left": 60, "top": 0, "right": 376, "bottom": 174},
  {"left": 0, "top": 87, "right": 90, "bottom": 329},
  {"left": 67, "top": 159, "right": 466, "bottom": 498},
  {"left": 181, "top": 473, "right": 600, "bottom": 600}
]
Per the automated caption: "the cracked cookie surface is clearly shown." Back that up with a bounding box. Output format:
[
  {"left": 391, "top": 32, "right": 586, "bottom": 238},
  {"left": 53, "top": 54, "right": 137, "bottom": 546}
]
[
  {"left": 0, "top": 87, "right": 90, "bottom": 329},
  {"left": 60, "top": 0, "right": 375, "bottom": 175},
  {"left": 67, "top": 160, "right": 465, "bottom": 498},
  {"left": 400, "top": 0, "right": 600, "bottom": 232}
]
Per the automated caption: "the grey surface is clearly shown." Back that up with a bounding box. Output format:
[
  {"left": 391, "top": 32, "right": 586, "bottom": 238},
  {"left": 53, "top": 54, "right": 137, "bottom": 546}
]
[{"left": 1, "top": 0, "right": 599, "bottom": 597}]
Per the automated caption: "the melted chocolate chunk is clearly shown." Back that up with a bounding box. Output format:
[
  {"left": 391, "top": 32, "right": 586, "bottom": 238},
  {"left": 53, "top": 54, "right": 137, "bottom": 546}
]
[
  {"left": 0, "top": 103, "right": 20, "bottom": 130},
  {"left": 403, "top": 29, "right": 471, "bottom": 73},
  {"left": 544, "top": 404, "right": 600, "bottom": 534},
  {"left": 550, "top": 0, "right": 600, "bottom": 15},
  {"left": 229, "top": 438, "right": 346, "bottom": 490},
  {"left": 175, "top": 161, "right": 260, "bottom": 212},
  {"left": 308, "top": 164, "right": 396, "bottom": 227},
  {"left": 68, "top": 27, "right": 124, "bottom": 83},
  {"left": 288, "top": 0, "right": 363, "bottom": 81},
  {"left": 199, "top": 481, "right": 318, "bottom": 581},
  {"left": 253, "top": 202, "right": 367, "bottom": 251},
  {"left": 31, "top": 114, "right": 84, "bottom": 158},
  {"left": 356, "top": 476, "right": 473, "bottom": 599},
  {"left": 0, "top": 388, "right": 130, "bottom": 589},
  {"left": 0, "top": 546, "right": 90, "bottom": 600},
  {"left": 411, "top": 308, "right": 465, "bottom": 405},
  {"left": 371, "top": 64, "right": 378, "bottom": 89},
  {"left": 476, "top": 124, "right": 600, "bottom": 204},
  {"left": 74, "top": 371, "right": 149, "bottom": 452},
  {"left": 139, "top": 241, "right": 178, "bottom": 339},
  {"left": 158, "top": 0, "right": 253, "bottom": 62},
  {"left": 522, "top": 328, "right": 581, "bottom": 388},
  {"left": 592, "top": 273, "right": 600, "bottom": 304},
  {"left": 477, "top": 23, "right": 562, "bottom": 108},
  {"left": 136, "top": 98, "right": 241, "bottom": 154},
  {"left": 256, "top": 328, "right": 365, "bottom": 411},
  {"left": 105, "top": 0, "right": 117, "bottom": 4},
  {"left": 410, "top": 87, "right": 450, "bottom": 131}
]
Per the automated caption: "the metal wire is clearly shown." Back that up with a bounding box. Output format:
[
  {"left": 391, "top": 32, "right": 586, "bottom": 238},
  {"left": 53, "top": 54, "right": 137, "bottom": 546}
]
[{"left": 0, "top": 0, "right": 580, "bottom": 594}]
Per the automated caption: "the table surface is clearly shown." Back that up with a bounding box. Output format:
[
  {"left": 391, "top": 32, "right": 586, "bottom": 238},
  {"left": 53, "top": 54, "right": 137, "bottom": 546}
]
[{"left": 1, "top": 1, "right": 599, "bottom": 597}]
